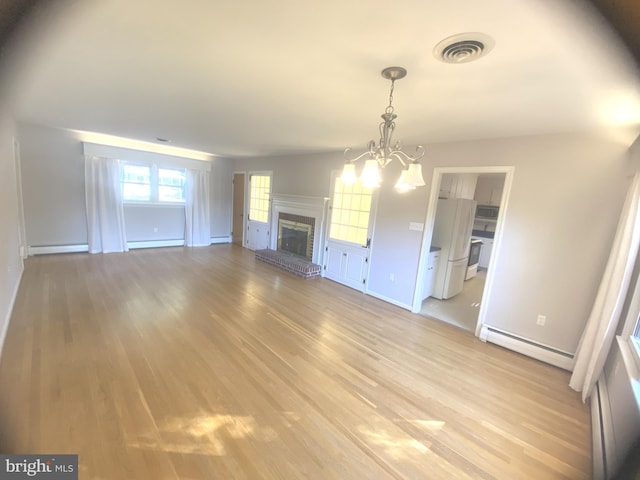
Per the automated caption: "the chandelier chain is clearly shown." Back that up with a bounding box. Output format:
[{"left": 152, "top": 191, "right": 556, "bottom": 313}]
[{"left": 386, "top": 80, "right": 396, "bottom": 114}]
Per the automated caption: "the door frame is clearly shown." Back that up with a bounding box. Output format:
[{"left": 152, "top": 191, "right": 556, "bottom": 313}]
[
  {"left": 13, "top": 137, "right": 27, "bottom": 261},
  {"left": 232, "top": 171, "right": 246, "bottom": 246},
  {"left": 412, "top": 165, "right": 515, "bottom": 338}
]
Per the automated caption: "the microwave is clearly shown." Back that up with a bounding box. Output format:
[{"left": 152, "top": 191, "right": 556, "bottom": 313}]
[{"left": 476, "top": 205, "right": 499, "bottom": 219}]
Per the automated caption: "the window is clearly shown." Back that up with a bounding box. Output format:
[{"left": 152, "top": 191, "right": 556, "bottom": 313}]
[
  {"left": 158, "top": 168, "right": 186, "bottom": 202},
  {"left": 121, "top": 164, "right": 185, "bottom": 203},
  {"left": 621, "top": 269, "right": 640, "bottom": 372},
  {"left": 329, "top": 177, "right": 373, "bottom": 246},
  {"left": 249, "top": 174, "right": 271, "bottom": 223}
]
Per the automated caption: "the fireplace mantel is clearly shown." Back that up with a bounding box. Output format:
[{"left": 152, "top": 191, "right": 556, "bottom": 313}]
[{"left": 270, "top": 194, "right": 329, "bottom": 265}]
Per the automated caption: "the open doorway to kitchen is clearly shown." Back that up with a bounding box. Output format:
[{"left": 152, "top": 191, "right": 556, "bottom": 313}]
[{"left": 412, "top": 167, "right": 514, "bottom": 336}]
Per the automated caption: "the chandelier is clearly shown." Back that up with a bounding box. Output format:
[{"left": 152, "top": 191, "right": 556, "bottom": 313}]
[{"left": 341, "top": 66, "right": 426, "bottom": 191}]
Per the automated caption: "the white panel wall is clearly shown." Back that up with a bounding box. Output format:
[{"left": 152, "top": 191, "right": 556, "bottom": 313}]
[{"left": 0, "top": 106, "right": 23, "bottom": 358}]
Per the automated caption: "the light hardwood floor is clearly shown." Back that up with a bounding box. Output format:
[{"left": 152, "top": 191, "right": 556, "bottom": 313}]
[{"left": 0, "top": 245, "right": 590, "bottom": 479}]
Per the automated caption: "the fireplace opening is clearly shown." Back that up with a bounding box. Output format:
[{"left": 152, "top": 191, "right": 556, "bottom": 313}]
[
  {"left": 281, "top": 227, "right": 308, "bottom": 258},
  {"left": 277, "top": 214, "right": 315, "bottom": 261}
]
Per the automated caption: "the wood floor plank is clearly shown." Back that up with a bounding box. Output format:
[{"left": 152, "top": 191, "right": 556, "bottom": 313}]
[{"left": 0, "top": 245, "right": 591, "bottom": 479}]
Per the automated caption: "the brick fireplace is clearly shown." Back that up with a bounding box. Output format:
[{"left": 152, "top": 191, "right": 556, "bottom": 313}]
[
  {"left": 255, "top": 194, "right": 329, "bottom": 277},
  {"left": 277, "top": 213, "right": 315, "bottom": 260},
  {"left": 269, "top": 194, "right": 329, "bottom": 265}
]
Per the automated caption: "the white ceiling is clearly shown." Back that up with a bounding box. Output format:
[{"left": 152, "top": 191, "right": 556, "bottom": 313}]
[{"left": 2, "top": 0, "right": 640, "bottom": 158}]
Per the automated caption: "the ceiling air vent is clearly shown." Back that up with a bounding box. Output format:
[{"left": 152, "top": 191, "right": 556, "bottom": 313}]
[{"left": 434, "top": 33, "right": 495, "bottom": 64}]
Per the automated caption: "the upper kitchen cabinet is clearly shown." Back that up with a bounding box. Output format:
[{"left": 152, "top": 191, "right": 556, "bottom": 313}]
[
  {"left": 439, "top": 174, "right": 478, "bottom": 200},
  {"left": 474, "top": 174, "right": 505, "bottom": 206}
]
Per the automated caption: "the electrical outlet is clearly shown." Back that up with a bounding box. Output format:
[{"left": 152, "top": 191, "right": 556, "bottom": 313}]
[
  {"left": 536, "top": 314, "right": 546, "bottom": 326},
  {"left": 153, "top": 227, "right": 158, "bottom": 233},
  {"left": 389, "top": 273, "right": 395, "bottom": 282}
]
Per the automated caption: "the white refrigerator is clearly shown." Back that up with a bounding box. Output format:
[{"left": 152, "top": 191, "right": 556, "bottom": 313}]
[{"left": 430, "top": 198, "right": 477, "bottom": 299}]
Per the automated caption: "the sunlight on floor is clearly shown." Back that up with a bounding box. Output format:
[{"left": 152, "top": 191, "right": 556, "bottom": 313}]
[
  {"left": 127, "top": 413, "right": 276, "bottom": 456},
  {"left": 358, "top": 425, "right": 431, "bottom": 460}
]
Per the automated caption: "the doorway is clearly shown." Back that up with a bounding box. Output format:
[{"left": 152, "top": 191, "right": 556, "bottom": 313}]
[
  {"left": 232, "top": 172, "right": 245, "bottom": 246},
  {"left": 413, "top": 167, "right": 514, "bottom": 337}
]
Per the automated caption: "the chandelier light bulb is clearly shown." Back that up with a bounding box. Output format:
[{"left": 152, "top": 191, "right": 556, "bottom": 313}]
[
  {"left": 341, "top": 163, "right": 357, "bottom": 184},
  {"left": 360, "top": 159, "right": 382, "bottom": 188}
]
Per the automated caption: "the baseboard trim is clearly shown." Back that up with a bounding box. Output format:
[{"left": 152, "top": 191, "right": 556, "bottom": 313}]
[
  {"left": 365, "top": 289, "right": 413, "bottom": 311},
  {"left": 29, "top": 244, "right": 89, "bottom": 255},
  {"left": 211, "top": 236, "right": 231, "bottom": 244},
  {"left": 30, "top": 237, "right": 231, "bottom": 255},
  {"left": 480, "top": 325, "right": 574, "bottom": 370},
  {"left": 0, "top": 266, "right": 23, "bottom": 363},
  {"left": 128, "top": 240, "right": 184, "bottom": 249}
]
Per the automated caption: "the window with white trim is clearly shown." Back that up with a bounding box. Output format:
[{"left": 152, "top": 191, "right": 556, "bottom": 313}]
[
  {"left": 121, "top": 163, "right": 186, "bottom": 204},
  {"left": 248, "top": 174, "right": 271, "bottom": 223},
  {"left": 329, "top": 177, "right": 373, "bottom": 246}
]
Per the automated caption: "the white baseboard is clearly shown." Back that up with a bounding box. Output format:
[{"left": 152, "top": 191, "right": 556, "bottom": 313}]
[
  {"left": 29, "top": 244, "right": 89, "bottom": 255},
  {"left": 30, "top": 237, "right": 231, "bottom": 256},
  {"left": 128, "top": 239, "right": 184, "bottom": 249},
  {"left": 480, "top": 325, "right": 574, "bottom": 370},
  {"left": 211, "top": 236, "right": 231, "bottom": 244},
  {"left": 0, "top": 266, "right": 23, "bottom": 363},
  {"left": 365, "top": 289, "right": 413, "bottom": 311}
]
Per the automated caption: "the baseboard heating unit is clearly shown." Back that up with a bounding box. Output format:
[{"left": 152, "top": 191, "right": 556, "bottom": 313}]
[{"left": 479, "top": 326, "right": 574, "bottom": 371}]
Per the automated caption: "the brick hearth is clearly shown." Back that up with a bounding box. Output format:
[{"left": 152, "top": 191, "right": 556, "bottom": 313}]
[{"left": 255, "top": 249, "right": 322, "bottom": 279}]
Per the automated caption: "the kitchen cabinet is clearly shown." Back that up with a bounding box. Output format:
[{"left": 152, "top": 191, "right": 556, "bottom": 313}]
[
  {"left": 439, "top": 174, "right": 478, "bottom": 200},
  {"left": 474, "top": 175, "right": 504, "bottom": 206},
  {"left": 423, "top": 249, "right": 441, "bottom": 299}
]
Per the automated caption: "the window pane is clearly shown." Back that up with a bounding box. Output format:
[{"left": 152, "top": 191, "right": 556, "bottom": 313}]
[
  {"left": 123, "top": 165, "right": 150, "bottom": 183},
  {"left": 329, "top": 177, "right": 372, "bottom": 246},
  {"left": 123, "top": 183, "right": 151, "bottom": 201},
  {"left": 159, "top": 186, "right": 184, "bottom": 202},
  {"left": 122, "top": 165, "right": 151, "bottom": 202},
  {"left": 159, "top": 168, "right": 185, "bottom": 186},
  {"left": 249, "top": 174, "right": 271, "bottom": 223}
]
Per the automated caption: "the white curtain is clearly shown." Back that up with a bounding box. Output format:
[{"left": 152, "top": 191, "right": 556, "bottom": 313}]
[
  {"left": 185, "top": 168, "right": 211, "bottom": 247},
  {"left": 570, "top": 173, "right": 640, "bottom": 401},
  {"left": 85, "top": 155, "right": 128, "bottom": 254}
]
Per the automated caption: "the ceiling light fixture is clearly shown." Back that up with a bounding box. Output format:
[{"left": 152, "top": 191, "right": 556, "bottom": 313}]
[{"left": 341, "top": 66, "right": 426, "bottom": 191}]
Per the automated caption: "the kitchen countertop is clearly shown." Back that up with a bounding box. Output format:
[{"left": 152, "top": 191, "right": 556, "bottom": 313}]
[{"left": 472, "top": 229, "right": 495, "bottom": 239}]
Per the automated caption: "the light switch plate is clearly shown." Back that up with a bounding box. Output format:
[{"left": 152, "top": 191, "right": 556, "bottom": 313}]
[{"left": 409, "top": 222, "right": 424, "bottom": 231}]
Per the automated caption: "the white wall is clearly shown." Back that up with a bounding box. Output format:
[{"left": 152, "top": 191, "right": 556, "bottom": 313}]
[
  {"left": 0, "top": 105, "right": 24, "bottom": 358},
  {"left": 18, "top": 122, "right": 233, "bottom": 247},
  {"left": 20, "top": 122, "right": 87, "bottom": 246},
  {"left": 234, "top": 151, "right": 345, "bottom": 197},
  {"left": 235, "top": 131, "right": 635, "bottom": 355}
]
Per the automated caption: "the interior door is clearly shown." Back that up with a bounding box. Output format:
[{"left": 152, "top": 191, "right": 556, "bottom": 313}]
[{"left": 232, "top": 172, "right": 245, "bottom": 245}]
